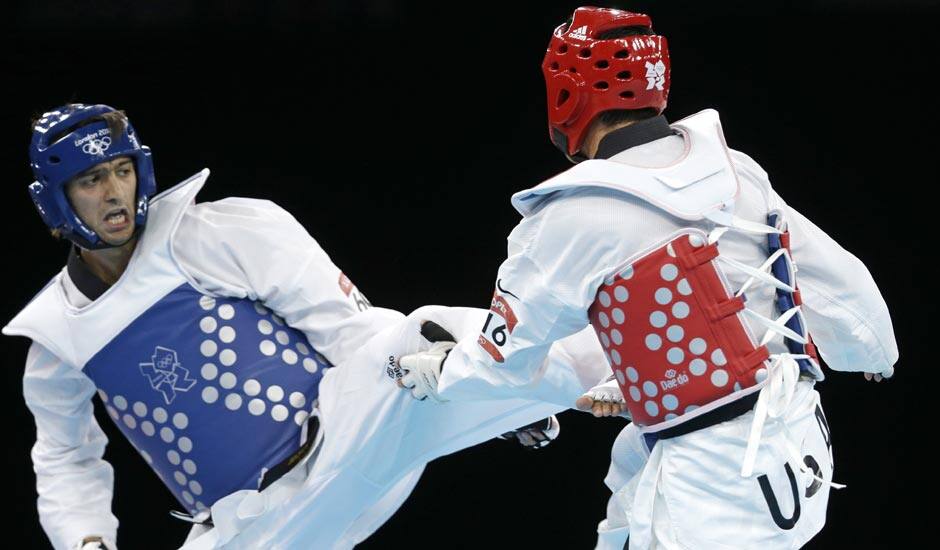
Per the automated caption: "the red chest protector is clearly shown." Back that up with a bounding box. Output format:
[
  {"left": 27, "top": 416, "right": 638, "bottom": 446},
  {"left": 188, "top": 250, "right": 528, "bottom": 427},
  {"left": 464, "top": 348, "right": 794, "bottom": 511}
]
[{"left": 588, "top": 231, "right": 770, "bottom": 429}]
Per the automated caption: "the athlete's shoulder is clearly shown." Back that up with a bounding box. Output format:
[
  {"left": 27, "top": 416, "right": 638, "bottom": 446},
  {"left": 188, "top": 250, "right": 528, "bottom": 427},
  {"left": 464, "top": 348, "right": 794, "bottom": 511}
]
[
  {"left": 728, "top": 148, "right": 771, "bottom": 182},
  {"left": 185, "top": 196, "right": 298, "bottom": 226}
]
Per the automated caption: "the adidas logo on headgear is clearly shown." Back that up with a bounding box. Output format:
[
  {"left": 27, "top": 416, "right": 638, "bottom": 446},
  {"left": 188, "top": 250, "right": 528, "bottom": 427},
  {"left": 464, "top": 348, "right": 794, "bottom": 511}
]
[{"left": 569, "top": 25, "right": 588, "bottom": 40}]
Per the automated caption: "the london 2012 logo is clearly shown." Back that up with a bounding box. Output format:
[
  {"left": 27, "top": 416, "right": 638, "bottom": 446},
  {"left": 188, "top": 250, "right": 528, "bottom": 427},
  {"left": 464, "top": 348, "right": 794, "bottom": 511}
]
[
  {"left": 645, "top": 60, "right": 667, "bottom": 91},
  {"left": 139, "top": 346, "right": 197, "bottom": 404},
  {"left": 74, "top": 128, "right": 112, "bottom": 156}
]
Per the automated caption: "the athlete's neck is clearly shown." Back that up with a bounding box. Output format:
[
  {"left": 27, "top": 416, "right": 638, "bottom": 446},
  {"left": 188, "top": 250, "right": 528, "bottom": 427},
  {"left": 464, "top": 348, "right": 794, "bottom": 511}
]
[
  {"left": 79, "top": 237, "right": 139, "bottom": 286},
  {"left": 581, "top": 120, "right": 637, "bottom": 159}
]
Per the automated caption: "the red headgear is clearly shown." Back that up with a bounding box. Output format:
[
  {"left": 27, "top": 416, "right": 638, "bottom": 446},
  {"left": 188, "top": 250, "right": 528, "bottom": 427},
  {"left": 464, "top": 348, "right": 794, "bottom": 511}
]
[{"left": 542, "top": 7, "right": 671, "bottom": 157}]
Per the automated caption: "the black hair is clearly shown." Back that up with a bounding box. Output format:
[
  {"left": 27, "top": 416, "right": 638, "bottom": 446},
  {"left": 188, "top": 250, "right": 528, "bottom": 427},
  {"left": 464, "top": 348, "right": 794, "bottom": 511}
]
[{"left": 31, "top": 105, "right": 129, "bottom": 145}]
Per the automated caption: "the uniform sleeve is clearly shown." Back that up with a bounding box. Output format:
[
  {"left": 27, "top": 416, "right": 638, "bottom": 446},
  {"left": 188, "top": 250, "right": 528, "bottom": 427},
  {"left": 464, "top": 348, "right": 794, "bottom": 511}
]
[
  {"left": 173, "top": 198, "right": 403, "bottom": 367},
  {"left": 439, "top": 196, "right": 626, "bottom": 401},
  {"left": 23, "top": 342, "right": 119, "bottom": 550},
  {"left": 770, "top": 191, "right": 899, "bottom": 374}
]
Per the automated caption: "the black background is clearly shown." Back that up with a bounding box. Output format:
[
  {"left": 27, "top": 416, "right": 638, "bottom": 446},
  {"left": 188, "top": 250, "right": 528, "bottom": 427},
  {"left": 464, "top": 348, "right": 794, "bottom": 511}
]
[{"left": 2, "top": 1, "right": 933, "bottom": 548}]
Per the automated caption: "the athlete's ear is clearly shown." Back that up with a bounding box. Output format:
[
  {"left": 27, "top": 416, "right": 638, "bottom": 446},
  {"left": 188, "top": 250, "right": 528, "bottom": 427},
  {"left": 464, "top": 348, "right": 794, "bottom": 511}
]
[{"left": 419, "top": 320, "right": 455, "bottom": 343}]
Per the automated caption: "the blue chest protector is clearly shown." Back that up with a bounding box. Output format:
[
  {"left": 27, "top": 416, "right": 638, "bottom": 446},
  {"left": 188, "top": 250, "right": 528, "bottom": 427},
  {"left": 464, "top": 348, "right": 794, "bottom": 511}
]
[
  {"left": 5, "top": 171, "right": 332, "bottom": 516},
  {"left": 86, "top": 284, "right": 330, "bottom": 514}
]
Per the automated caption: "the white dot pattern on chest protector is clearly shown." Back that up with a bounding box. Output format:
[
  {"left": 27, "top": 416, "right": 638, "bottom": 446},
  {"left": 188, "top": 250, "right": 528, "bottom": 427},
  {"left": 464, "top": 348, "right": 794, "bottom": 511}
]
[
  {"left": 243, "top": 379, "right": 261, "bottom": 396},
  {"left": 249, "top": 399, "right": 267, "bottom": 416},
  {"left": 611, "top": 308, "right": 626, "bottom": 324},
  {"left": 202, "top": 387, "right": 219, "bottom": 404},
  {"left": 626, "top": 366, "right": 639, "bottom": 383},
  {"left": 610, "top": 329, "right": 623, "bottom": 345},
  {"left": 290, "top": 392, "right": 306, "bottom": 408},
  {"left": 219, "top": 372, "right": 237, "bottom": 389},
  {"left": 93, "top": 291, "right": 333, "bottom": 517},
  {"left": 219, "top": 349, "right": 237, "bottom": 367},
  {"left": 173, "top": 413, "right": 189, "bottom": 430},
  {"left": 122, "top": 414, "right": 137, "bottom": 429},
  {"left": 711, "top": 369, "right": 729, "bottom": 387},
  {"left": 629, "top": 386, "right": 641, "bottom": 402},
  {"left": 200, "top": 340, "right": 217, "bottom": 357},
  {"left": 201, "top": 363, "right": 218, "bottom": 381},
  {"left": 649, "top": 311, "right": 667, "bottom": 328},
  {"left": 655, "top": 288, "right": 673, "bottom": 305},
  {"left": 666, "top": 347, "right": 684, "bottom": 365},
  {"left": 671, "top": 301, "right": 690, "bottom": 319},
  {"left": 586, "top": 233, "right": 761, "bottom": 428},
  {"left": 645, "top": 334, "right": 662, "bottom": 351},
  {"left": 259, "top": 340, "right": 276, "bottom": 356},
  {"left": 303, "top": 358, "right": 318, "bottom": 374},
  {"left": 614, "top": 286, "right": 629, "bottom": 302},
  {"left": 660, "top": 264, "right": 678, "bottom": 281},
  {"left": 218, "top": 326, "right": 236, "bottom": 343},
  {"left": 662, "top": 394, "right": 679, "bottom": 411},
  {"left": 225, "top": 393, "right": 243, "bottom": 411},
  {"left": 271, "top": 405, "right": 289, "bottom": 422},
  {"left": 200, "top": 317, "right": 217, "bottom": 334},
  {"left": 266, "top": 385, "right": 284, "bottom": 402}
]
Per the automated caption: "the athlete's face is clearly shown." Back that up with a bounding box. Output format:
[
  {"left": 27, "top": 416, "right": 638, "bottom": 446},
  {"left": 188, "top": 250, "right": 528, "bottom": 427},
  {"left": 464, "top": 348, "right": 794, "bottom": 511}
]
[{"left": 65, "top": 156, "right": 138, "bottom": 246}]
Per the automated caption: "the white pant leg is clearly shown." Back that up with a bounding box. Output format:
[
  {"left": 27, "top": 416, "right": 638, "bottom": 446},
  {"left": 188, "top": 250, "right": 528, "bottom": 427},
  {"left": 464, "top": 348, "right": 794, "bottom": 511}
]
[
  {"left": 627, "top": 380, "right": 832, "bottom": 550},
  {"left": 215, "top": 306, "right": 584, "bottom": 549},
  {"left": 596, "top": 423, "right": 652, "bottom": 550}
]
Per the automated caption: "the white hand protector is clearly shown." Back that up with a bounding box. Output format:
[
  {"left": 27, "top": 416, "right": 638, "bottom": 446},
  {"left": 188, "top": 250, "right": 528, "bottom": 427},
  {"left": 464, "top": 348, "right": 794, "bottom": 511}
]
[
  {"left": 399, "top": 340, "right": 455, "bottom": 402},
  {"left": 576, "top": 374, "right": 629, "bottom": 418},
  {"left": 499, "top": 415, "right": 561, "bottom": 449}
]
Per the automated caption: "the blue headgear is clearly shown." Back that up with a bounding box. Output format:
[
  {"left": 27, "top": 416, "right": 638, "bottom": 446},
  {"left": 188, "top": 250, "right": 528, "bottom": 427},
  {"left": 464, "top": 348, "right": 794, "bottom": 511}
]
[{"left": 28, "top": 104, "right": 156, "bottom": 249}]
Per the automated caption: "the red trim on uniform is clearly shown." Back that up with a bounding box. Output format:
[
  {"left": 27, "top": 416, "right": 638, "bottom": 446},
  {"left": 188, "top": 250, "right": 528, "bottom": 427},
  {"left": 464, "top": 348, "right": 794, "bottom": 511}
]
[
  {"left": 805, "top": 337, "right": 819, "bottom": 362},
  {"left": 338, "top": 273, "right": 354, "bottom": 297},
  {"left": 490, "top": 293, "right": 519, "bottom": 334},
  {"left": 478, "top": 336, "right": 505, "bottom": 363},
  {"left": 781, "top": 232, "right": 791, "bottom": 251},
  {"left": 792, "top": 289, "right": 803, "bottom": 306}
]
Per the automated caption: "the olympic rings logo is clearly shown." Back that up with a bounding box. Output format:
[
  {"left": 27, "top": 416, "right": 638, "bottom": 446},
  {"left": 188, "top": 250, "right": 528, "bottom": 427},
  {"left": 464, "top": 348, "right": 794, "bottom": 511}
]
[{"left": 82, "top": 136, "right": 112, "bottom": 156}]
